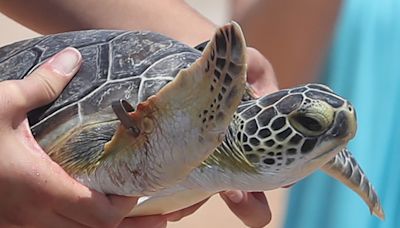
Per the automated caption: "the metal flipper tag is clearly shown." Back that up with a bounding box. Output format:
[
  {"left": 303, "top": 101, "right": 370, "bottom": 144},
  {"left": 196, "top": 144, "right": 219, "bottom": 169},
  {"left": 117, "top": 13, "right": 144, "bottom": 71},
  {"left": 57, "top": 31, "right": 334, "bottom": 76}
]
[{"left": 112, "top": 99, "right": 140, "bottom": 136}]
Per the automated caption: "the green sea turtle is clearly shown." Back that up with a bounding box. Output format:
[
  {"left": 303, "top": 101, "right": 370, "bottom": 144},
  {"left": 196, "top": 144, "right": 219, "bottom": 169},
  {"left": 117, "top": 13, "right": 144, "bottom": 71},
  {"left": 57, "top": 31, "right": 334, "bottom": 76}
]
[{"left": 0, "top": 22, "right": 384, "bottom": 220}]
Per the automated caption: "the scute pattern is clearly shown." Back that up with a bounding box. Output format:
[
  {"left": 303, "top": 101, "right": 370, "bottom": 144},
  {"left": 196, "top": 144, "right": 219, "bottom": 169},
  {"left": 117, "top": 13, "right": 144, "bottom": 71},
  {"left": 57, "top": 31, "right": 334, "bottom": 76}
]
[
  {"left": 48, "top": 45, "right": 110, "bottom": 116},
  {"left": 0, "top": 30, "right": 201, "bottom": 142},
  {"left": 109, "top": 32, "right": 194, "bottom": 80},
  {"left": 80, "top": 79, "right": 142, "bottom": 120},
  {"left": 0, "top": 49, "right": 39, "bottom": 80},
  {"left": 0, "top": 37, "right": 42, "bottom": 63}
]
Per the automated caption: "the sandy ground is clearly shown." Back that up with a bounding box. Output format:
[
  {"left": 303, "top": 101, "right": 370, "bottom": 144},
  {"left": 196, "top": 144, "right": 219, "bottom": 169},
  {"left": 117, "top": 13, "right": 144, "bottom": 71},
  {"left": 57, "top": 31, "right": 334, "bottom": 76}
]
[{"left": 0, "top": 1, "right": 288, "bottom": 227}]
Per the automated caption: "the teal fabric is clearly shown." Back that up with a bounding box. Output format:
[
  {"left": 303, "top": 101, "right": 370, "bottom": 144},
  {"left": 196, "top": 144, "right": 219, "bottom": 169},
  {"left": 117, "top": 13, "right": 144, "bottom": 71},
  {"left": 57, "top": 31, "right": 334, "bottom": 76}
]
[{"left": 285, "top": 0, "right": 400, "bottom": 227}]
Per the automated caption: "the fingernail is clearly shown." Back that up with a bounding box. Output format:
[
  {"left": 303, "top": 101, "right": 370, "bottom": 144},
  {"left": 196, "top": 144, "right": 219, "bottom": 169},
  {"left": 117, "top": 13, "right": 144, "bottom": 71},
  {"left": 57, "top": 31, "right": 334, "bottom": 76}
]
[
  {"left": 224, "top": 190, "right": 244, "bottom": 203},
  {"left": 48, "top": 47, "right": 81, "bottom": 76}
]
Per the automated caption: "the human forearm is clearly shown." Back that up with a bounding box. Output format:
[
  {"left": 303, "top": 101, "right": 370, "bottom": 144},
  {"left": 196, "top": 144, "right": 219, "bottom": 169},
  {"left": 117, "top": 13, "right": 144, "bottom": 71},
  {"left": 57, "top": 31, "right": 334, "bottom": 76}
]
[{"left": 0, "top": 0, "right": 215, "bottom": 46}]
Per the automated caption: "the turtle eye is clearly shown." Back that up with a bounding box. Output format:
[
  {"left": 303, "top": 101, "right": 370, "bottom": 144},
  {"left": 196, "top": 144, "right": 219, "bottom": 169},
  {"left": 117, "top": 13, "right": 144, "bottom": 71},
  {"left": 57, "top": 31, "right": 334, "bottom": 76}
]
[
  {"left": 289, "top": 101, "right": 333, "bottom": 136},
  {"left": 292, "top": 115, "right": 323, "bottom": 136},
  {"left": 293, "top": 115, "right": 323, "bottom": 132}
]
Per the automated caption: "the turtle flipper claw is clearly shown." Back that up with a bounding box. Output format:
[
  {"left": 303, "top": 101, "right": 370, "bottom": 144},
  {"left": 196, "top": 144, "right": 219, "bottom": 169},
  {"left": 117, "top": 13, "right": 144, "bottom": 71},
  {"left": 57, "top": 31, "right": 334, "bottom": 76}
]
[{"left": 112, "top": 100, "right": 140, "bottom": 137}]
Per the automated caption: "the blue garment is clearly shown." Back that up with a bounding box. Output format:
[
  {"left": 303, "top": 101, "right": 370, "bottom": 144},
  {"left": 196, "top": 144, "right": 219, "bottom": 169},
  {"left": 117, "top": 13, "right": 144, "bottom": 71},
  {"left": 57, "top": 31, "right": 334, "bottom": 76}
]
[{"left": 285, "top": 0, "right": 400, "bottom": 228}]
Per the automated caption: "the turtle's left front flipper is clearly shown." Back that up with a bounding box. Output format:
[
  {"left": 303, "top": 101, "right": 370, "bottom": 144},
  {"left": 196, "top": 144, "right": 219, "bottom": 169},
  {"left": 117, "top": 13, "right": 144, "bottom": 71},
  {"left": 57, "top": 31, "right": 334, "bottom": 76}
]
[
  {"left": 90, "top": 22, "right": 247, "bottom": 196},
  {"left": 322, "top": 148, "right": 385, "bottom": 220}
]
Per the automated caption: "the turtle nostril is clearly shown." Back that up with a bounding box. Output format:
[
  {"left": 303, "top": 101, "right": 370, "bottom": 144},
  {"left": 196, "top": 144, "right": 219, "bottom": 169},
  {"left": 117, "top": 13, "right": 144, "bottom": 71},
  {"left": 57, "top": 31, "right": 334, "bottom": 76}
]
[
  {"left": 346, "top": 102, "right": 356, "bottom": 121},
  {"left": 348, "top": 104, "right": 353, "bottom": 112},
  {"left": 346, "top": 102, "right": 354, "bottom": 112}
]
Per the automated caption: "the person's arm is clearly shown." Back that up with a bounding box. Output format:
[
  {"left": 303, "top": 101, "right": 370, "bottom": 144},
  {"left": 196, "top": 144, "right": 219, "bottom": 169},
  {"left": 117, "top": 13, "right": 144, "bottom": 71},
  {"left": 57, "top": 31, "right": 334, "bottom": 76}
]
[
  {"left": 0, "top": 0, "right": 215, "bottom": 46},
  {"left": 235, "top": 0, "right": 342, "bottom": 88}
]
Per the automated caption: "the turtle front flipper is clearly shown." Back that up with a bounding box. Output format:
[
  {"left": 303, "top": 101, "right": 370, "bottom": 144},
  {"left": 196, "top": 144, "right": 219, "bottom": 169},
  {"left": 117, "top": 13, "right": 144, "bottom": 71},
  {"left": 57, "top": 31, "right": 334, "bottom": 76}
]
[
  {"left": 322, "top": 148, "right": 385, "bottom": 219},
  {"left": 74, "top": 22, "right": 247, "bottom": 195}
]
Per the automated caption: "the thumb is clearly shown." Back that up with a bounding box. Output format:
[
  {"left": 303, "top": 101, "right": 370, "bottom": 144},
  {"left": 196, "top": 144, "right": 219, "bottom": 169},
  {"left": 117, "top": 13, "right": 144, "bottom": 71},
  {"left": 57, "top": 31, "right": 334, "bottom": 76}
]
[{"left": 14, "top": 47, "right": 81, "bottom": 112}]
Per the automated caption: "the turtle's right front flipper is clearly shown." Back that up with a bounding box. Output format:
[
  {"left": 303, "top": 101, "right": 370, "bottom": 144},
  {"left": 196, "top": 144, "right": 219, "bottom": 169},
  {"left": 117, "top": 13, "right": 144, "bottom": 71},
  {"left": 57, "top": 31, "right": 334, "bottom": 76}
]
[
  {"left": 79, "top": 22, "right": 247, "bottom": 196},
  {"left": 322, "top": 148, "right": 385, "bottom": 219}
]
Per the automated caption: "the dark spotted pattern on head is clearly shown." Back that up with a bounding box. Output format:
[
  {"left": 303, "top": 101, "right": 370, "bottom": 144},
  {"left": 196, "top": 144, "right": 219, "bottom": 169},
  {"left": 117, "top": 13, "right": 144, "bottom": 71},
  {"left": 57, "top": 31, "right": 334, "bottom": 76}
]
[
  {"left": 249, "top": 137, "right": 261, "bottom": 146},
  {"left": 301, "top": 138, "right": 318, "bottom": 154},
  {"left": 258, "top": 90, "right": 288, "bottom": 107},
  {"left": 245, "top": 119, "right": 258, "bottom": 135},
  {"left": 289, "top": 134, "right": 303, "bottom": 145},
  {"left": 271, "top": 117, "right": 286, "bottom": 130},
  {"left": 241, "top": 104, "right": 262, "bottom": 119},
  {"left": 264, "top": 139, "right": 275, "bottom": 147},
  {"left": 305, "top": 91, "right": 344, "bottom": 108},
  {"left": 276, "top": 128, "right": 293, "bottom": 141},
  {"left": 257, "top": 107, "right": 277, "bottom": 126},
  {"left": 237, "top": 100, "right": 255, "bottom": 113},
  {"left": 243, "top": 144, "right": 252, "bottom": 152},
  {"left": 276, "top": 94, "right": 303, "bottom": 114},
  {"left": 229, "top": 83, "right": 351, "bottom": 174},
  {"left": 290, "top": 87, "right": 307, "bottom": 93},
  {"left": 307, "top": 84, "right": 333, "bottom": 93},
  {"left": 286, "top": 148, "right": 297, "bottom": 155},
  {"left": 263, "top": 158, "right": 275, "bottom": 165},
  {"left": 242, "top": 133, "right": 248, "bottom": 142},
  {"left": 258, "top": 128, "right": 271, "bottom": 138}
]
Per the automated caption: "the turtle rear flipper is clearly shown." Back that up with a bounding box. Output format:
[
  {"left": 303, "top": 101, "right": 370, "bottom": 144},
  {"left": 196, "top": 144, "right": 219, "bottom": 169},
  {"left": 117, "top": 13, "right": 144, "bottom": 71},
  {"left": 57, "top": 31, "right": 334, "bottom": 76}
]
[{"left": 72, "top": 22, "right": 247, "bottom": 195}]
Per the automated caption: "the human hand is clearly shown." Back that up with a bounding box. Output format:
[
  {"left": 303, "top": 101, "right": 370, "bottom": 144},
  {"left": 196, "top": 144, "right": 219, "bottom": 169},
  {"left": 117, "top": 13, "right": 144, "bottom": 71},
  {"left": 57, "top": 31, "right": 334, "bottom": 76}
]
[
  {"left": 246, "top": 47, "right": 279, "bottom": 96},
  {"left": 0, "top": 47, "right": 137, "bottom": 227},
  {"left": 220, "top": 191, "right": 271, "bottom": 228},
  {"left": 163, "top": 191, "right": 271, "bottom": 228}
]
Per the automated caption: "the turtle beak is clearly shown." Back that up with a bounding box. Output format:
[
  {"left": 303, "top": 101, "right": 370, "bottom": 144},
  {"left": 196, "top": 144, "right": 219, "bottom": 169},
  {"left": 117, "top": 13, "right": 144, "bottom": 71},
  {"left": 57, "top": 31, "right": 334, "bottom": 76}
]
[{"left": 329, "top": 102, "right": 357, "bottom": 142}]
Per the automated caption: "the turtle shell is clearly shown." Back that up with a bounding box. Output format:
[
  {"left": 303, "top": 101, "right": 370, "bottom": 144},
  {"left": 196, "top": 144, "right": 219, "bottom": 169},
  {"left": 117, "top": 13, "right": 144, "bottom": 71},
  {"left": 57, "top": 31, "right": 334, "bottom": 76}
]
[{"left": 0, "top": 30, "right": 201, "bottom": 145}]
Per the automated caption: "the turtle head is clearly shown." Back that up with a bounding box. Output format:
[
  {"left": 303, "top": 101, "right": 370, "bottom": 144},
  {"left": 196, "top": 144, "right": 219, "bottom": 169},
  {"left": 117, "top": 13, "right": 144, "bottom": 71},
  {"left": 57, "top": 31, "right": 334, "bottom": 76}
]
[{"left": 234, "top": 83, "right": 356, "bottom": 185}]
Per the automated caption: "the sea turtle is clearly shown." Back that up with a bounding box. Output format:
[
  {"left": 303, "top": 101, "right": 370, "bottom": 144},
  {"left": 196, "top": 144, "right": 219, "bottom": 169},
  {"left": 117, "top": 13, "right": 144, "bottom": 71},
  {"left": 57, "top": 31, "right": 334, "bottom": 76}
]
[{"left": 0, "top": 22, "right": 384, "bottom": 220}]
